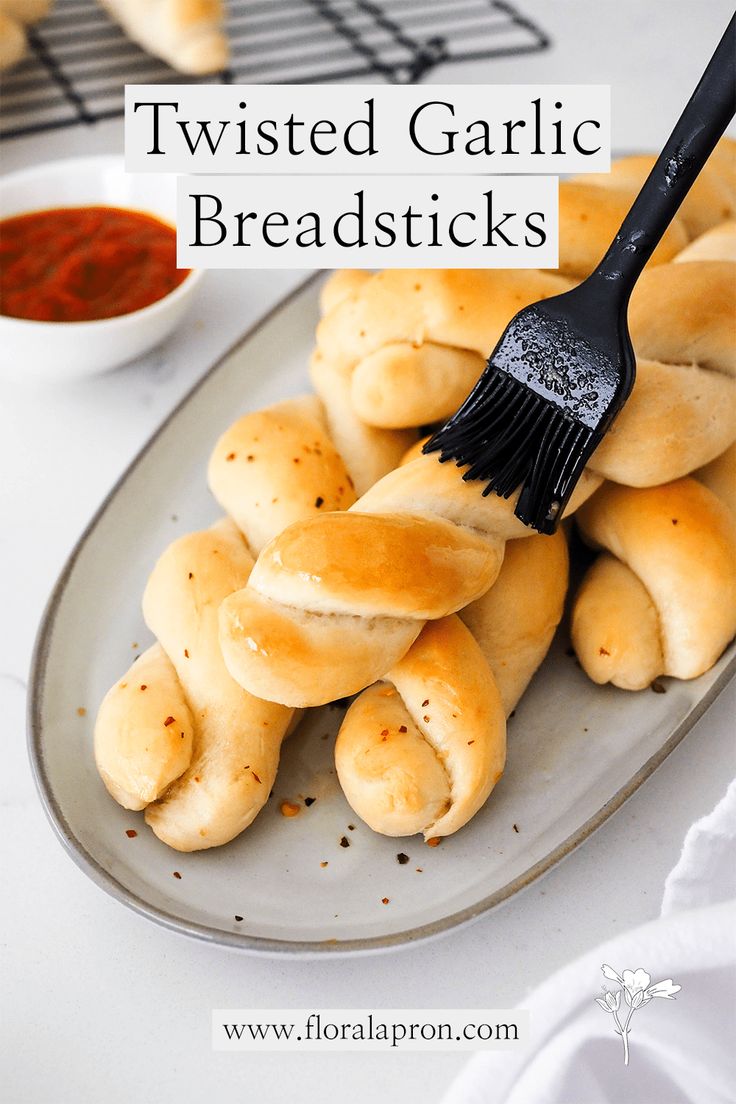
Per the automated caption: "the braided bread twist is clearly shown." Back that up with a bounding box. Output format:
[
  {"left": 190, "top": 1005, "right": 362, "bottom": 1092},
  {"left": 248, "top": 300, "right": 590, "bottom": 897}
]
[
  {"left": 335, "top": 528, "right": 568, "bottom": 838},
  {"left": 218, "top": 449, "right": 599, "bottom": 708},
  {"left": 586, "top": 257, "right": 736, "bottom": 485},
  {"left": 95, "top": 396, "right": 383, "bottom": 850},
  {"left": 95, "top": 518, "right": 294, "bottom": 850},
  {"left": 311, "top": 144, "right": 734, "bottom": 464},
  {"left": 571, "top": 478, "right": 736, "bottom": 691},
  {"left": 312, "top": 268, "right": 571, "bottom": 433}
]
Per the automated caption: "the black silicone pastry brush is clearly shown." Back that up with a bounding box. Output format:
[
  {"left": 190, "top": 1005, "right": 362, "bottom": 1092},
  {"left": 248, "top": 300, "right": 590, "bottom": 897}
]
[{"left": 425, "top": 14, "right": 736, "bottom": 534}]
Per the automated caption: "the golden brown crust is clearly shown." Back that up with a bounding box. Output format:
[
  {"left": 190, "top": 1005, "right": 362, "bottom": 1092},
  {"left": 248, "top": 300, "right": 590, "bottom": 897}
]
[
  {"left": 95, "top": 644, "right": 194, "bottom": 810},
  {"left": 571, "top": 554, "right": 663, "bottom": 691},
  {"left": 208, "top": 396, "right": 356, "bottom": 555},
  {"left": 587, "top": 260, "right": 736, "bottom": 485},
  {"left": 311, "top": 268, "right": 571, "bottom": 434},
  {"left": 580, "top": 139, "right": 736, "bottom": 239},
  {"left": 138, "top": 520, "right": 293, "bottom": 850},
  {"left": 696, "top": 443, "right": 736, "bottom": 516},
  {"left": 461, "top": 529, "right": 569, "bottom": 715},
  {"left": 675, "top": 221, "right": 736, "bottom": 264},
  {"left": 556, "top": 180, "right": 688, "bottom": 280},
  {"left": 572, "top": 480, "right": 736, "bottom": 687},
  {"left": 335, "top": 616, "right": 506, "bottom": 838},
  {"left": 219, "top": 453, "right": 599, "bottom": 708}
]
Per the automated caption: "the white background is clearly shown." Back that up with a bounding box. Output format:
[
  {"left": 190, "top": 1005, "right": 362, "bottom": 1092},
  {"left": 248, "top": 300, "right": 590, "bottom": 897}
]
[{"left": 2, "top": 2, "right": 735, "bottom": 1102}]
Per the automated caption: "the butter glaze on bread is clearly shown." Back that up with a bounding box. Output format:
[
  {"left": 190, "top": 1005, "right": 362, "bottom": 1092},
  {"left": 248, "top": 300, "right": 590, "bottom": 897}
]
[{"left": 219, "top": 453, "right": 600, "bottom": 707}]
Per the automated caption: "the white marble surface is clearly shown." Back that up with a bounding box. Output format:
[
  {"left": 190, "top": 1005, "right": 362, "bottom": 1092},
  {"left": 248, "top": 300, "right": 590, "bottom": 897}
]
[{"left": 3, "top": 2, "right": 736, "bottom": 1101}]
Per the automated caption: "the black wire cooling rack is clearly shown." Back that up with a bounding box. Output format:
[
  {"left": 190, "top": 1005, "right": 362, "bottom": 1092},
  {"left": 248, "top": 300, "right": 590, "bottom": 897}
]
[{"left": 0, "top": 0, "right": 549, "bottom": 141}]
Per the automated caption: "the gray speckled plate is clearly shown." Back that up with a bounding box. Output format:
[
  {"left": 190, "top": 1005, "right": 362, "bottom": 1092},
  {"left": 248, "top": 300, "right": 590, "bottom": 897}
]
[{"left": 27, "top": 276, "right": 736, "bottom": 956}]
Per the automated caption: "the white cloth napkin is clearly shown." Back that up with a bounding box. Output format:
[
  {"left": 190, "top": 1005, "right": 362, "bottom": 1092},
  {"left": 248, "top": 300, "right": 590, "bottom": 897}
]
[{"left": 442, "top": 779, "right": 736, "bottom": 1104}]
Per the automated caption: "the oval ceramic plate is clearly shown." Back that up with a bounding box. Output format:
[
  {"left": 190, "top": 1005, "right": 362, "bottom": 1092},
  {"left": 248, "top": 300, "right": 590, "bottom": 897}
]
[{"left": 28, "top": 276, "right": 736, "bottom": 955}]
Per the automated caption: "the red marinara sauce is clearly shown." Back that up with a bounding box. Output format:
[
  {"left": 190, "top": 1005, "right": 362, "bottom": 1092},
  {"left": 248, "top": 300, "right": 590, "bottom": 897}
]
[{"left": 0, "top": 206, "right": 190, "bottom": 322}]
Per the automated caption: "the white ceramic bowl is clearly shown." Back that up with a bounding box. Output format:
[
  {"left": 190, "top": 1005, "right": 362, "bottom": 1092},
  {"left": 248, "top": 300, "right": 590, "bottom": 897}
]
[{"left": 0, "top": 155, "right": 203, "bottom": 382}]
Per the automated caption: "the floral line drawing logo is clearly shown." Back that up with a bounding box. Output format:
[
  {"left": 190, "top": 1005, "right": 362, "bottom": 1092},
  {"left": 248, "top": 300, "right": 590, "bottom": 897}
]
[{"left": 596, "top": 964, "right": 681, "bottom": 1066}]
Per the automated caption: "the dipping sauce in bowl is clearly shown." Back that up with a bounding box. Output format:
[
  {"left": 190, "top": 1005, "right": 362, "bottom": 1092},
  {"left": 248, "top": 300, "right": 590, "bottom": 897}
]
[{"left": 0, "top": 205, "right": 190, "bottom": 322}]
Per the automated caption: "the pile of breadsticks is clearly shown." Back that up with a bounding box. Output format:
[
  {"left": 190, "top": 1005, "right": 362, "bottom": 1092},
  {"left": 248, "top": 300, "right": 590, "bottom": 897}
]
[{"left": 95, "top": 140, "right": 736, "bottom": 851}]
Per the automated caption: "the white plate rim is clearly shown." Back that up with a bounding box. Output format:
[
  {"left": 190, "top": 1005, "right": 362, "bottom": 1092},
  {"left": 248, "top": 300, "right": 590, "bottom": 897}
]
[{"left": 26, "top": 274, "right": 736, "bottom": 956}]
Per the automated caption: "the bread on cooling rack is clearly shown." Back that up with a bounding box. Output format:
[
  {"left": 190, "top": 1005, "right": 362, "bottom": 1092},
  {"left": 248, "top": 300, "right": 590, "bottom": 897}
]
[{"left": 98, "top": 0, "right": 228, "bottom": 74}]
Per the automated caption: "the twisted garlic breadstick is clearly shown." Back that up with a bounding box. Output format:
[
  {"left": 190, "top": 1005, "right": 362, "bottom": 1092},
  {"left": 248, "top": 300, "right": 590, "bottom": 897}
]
[
  {"left": 95, "top": 518, "right": 294, "bottom": 850},
  {"left": 587, "top": 257, "right": 736, "bottom": 485},
  {"left": 312, "top": 268, "right": 572, "bottom": 434},
  {"left": 335, "top": 528, "right": 568, "bottom": 838},
  {"left": 336, "top": 616, "right": 506, "bottom": 839},
  {"left": 218, "top": 450, "right": 599, "bottom": 708},
  {"left": 571, "top": 478, "right": 736, "bottom": 691},
  {"left": 95, "top": 396, "right": 368, "bottom": 850},
  {"left": 312, "top": 145, "right": 734, "bottom": 444}
]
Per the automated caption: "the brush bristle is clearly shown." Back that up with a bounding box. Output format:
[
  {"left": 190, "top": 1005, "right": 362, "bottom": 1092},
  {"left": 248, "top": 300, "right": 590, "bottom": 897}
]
[{"left": 424, "top": 368, "right": 598, "bottom": 533}]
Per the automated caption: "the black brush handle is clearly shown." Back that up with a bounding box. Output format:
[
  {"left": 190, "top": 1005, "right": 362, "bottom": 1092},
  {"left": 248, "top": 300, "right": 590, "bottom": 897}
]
[{"left": 592, "top": 12, "right": 736, "bottom": 294}]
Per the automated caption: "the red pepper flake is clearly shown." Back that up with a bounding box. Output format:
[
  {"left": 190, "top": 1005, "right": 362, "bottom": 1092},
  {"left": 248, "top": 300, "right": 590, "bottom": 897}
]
[
  {"left": 423, "top": 715, "right": 430, "bottom": 724},
  {"left": 599, "top": 646, "right": 610, "bottom": 656},
  {"left": 396, "top": 852, "right": 409, "bottom": 865},
  {"left": 125, "top": 829, "right": 137, "bottom": 838},
  {"left": 251, "top": 771, "right": 262, "bottom": 783},
  {"left": 76, "top": 707, "right": 87, "bottom": 717},
  {"left": 225, "top": 452, "right": 236, "bottom": 461},
  {"left": 140, "top": 684, "right": 147, "bottom": 691},
  {"left": 467, "top": 740, "right": 475, "bottom": 746},
  {"left": 188, "top": 572, "right": 193, "bottom": 580},
  {"left": 381, "top": 897, "right": 390, "bottom": 905},
  {"left": 380, "top": 728, "right": 389, "bottom": 736},
  {"left": 671, "top": 518, "right": 678, "bottom": 525},
  {"left": 304, "top": 797, "right": 316, "bottom": 807},
  {"left": 315, "top": 496, "right": 324, "bottom": 508},
  {"left": 280, "top": 801, "right": 300, "bottom": 817},
  {"left": 339, "top": 836, "right": 350, "bottom": 848},
  {"left": 651, "top": 680, "right": 667, "bottom": 694},
  {"left": 426, "top": 836, "right": 442, "bottom": 848},
  {"left": 184, "top": 649, "right": 189, "bottom": 658},
  {"left": 320, "top": 861, "right": 329, "bottom": 868},
  {"left": 247, "top": 454, "right": 255, "bottom": 462},
  {"left": 422, "top": 699, "right": 429, "bottom": 707},
  {"left": 512, "top": 823, "right": 520, "bottom": 833},
  {"left": 293, "top": 457, "right": 301, "bottom": 464},
  {"left": 193, "top": 776, "right": 201, "bottom": 783},
  {"left": 398, "top": 725, "right": 407, "bottom": 733},
  {"left": 234, "top": 915, "right": 243, "bottom": 922},
  {"left": 172, "top": 871, "right": 182, "bottom": 879},
  {"left": 164, "top": 716, "right": 175, "bottom": 726},
  {"left": 415, "top": 868, "right": 423, "bottom": 873}
]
